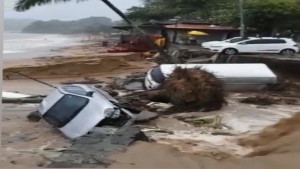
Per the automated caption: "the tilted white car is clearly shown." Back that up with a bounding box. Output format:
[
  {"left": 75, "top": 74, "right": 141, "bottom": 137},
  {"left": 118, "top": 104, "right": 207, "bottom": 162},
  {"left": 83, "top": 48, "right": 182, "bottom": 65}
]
[
  {"left": 201, "top": 37, "right": 258, "bottom": 49},
  {"left": 208, "top": 37, "right": 299, "bottom": 56},
  {"left": 38, "top": 84, "right": 135, "bottom": 139}
]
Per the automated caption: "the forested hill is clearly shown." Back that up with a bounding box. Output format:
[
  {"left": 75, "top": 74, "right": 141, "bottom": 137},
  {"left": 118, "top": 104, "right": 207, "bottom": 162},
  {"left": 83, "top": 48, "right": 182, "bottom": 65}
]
[{"left": 22, "top": 17, "right": 114, "bottom": 34}]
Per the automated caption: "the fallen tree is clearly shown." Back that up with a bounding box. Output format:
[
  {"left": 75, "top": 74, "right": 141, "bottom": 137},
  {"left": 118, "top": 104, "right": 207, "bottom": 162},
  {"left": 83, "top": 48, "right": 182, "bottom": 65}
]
[{"left": 148, "top": 67, "right": 227, "bottom": 112}]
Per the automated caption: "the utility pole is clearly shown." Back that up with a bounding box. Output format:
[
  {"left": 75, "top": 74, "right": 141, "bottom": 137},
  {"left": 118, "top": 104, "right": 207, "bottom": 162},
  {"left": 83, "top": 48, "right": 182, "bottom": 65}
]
[{"left": 239, "top": 0, "right": 245, "bottom": 38}]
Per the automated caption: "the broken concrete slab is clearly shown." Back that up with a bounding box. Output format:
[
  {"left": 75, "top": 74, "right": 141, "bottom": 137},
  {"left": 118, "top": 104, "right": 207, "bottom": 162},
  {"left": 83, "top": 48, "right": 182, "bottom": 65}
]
[
  {"left": 124, "top": 82, "right": 144, "bottom": 91},
  {"left": 47, "top": 126, "right": 148, "bottom": 168},
  {"left": 134, "top": 111, "right": 158, "bottom": 123},
  {"left": 2, "top": 97, "right": 43, "bottom": 104}
]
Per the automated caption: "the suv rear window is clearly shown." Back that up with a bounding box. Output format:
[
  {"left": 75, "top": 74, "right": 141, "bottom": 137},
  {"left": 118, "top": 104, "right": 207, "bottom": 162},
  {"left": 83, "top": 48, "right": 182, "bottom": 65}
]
[
  {"left": 244, "top": 39, "right": 286, "bottom": 44},
  {"left": 43, "top": 94, "right": 89, "bottom": 128}
]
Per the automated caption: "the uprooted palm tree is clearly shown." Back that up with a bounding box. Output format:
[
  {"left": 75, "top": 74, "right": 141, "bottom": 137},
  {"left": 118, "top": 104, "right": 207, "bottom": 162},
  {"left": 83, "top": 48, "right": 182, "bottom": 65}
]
[{"left": 15, "top": 0, "right": 88, "bottom": 11}]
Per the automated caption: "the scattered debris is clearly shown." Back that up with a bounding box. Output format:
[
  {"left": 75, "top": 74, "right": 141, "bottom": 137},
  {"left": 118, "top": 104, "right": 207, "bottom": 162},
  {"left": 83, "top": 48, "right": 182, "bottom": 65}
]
[
  {"left": 2, "top": 97, "right": 44, "bottom": 104},
  {"left": 146, "top": 102, "right": 173, "bottom": 111},
  {"left": 134, "top": 111, "right": 159, "bottom": 123},
  {"left": 240, "top": 95, "right": 278, "bottom": 105},
  {"left": 240, "top": 94, "right": 298, "bottom": 106},
  {"left": 27, "top": 111, "right": 42, "bottom": 122},
  {"left": 61, "top": 77, "right": 103, "bottom": 85},
  {"left": 47, "top": 126, "right": 149, "bottom": 168},
  {"left": 179, "top": 115, "right": 222, "bottom": 128},
  {"left": 108, "top": 72, "right": 146, "bottom": 91}
]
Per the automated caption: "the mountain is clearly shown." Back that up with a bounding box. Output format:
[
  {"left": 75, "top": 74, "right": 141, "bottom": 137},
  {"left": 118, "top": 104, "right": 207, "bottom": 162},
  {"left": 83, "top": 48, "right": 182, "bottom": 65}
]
[
  {"left": 4, "top": 18, "right": 36, "bottom": 32},
  {"left": 22, "top": 17, "right": 114, "bottom": 34}
]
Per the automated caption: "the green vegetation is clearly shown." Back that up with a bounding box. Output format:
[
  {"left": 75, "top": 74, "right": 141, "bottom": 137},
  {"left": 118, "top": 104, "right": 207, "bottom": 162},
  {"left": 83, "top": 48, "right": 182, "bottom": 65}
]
[{"left": 126, "top": 0, "right": 300, "bottom": 34}]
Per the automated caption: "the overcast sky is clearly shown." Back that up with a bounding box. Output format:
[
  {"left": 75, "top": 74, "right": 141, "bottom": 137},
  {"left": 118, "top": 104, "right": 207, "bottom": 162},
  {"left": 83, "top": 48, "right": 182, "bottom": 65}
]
[{"left": 4, "top": 0, "right": 142, "bottom": 21}]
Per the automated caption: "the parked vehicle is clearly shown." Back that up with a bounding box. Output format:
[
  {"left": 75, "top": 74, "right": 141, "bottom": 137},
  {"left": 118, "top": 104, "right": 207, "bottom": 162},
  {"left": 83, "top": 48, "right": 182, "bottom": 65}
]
[
  {"left": 201, "top": 37, "right": 258, "bottom": 48},
  {"left": 144, "top": 64, "right": 277, "bottom": 91},
  {"left": 38, "top": 84, "right": 136, "bottom": 139},
  {"left": 207, "top": 37, "right": 299, "bottom": 56}
]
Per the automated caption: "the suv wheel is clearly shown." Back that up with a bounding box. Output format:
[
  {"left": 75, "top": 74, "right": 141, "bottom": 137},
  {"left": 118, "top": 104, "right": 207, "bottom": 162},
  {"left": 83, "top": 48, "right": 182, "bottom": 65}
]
[
  {"left": 223, "top": 48, "right": 238, "bottom": 55},
  {"left": 280, "top": 49, "right": 295, "bottom": 56}
]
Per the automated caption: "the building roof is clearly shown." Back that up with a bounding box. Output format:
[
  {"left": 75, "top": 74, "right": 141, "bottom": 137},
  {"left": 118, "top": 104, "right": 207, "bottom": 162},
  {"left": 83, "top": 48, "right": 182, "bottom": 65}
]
[
  {"left": 113, "top": 23, "right": 238, "bottom": 31},
  {"left": 112, "top": 24, "right": 163, "bottom": 30},
  {"left": 164, "top": 24, "right": 238, "bottom": 31}
]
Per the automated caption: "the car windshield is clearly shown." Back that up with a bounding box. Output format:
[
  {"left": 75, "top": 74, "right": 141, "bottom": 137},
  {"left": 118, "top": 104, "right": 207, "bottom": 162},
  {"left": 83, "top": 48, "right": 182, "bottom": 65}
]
[
  {"left": 62, "top": 86, "right": 88, "bottom": 96},
  {"left": 43, "top": 94, "right": 89, "bottom": 128}
]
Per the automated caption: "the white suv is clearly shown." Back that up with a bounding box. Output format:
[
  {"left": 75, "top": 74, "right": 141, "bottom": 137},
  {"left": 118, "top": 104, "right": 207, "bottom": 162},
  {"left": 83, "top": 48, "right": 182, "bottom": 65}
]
[
  {"left": 208, "top": 38, "right": 299, "bottom": 56},
  {"left": 202, "top": 37, "right": 258, "bottom": 48}
]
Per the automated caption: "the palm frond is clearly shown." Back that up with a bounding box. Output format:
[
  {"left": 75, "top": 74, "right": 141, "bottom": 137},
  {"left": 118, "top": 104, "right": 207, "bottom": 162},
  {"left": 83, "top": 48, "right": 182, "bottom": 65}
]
[{"left": 15, "top": 0, "right": 86, "bottom": 12}]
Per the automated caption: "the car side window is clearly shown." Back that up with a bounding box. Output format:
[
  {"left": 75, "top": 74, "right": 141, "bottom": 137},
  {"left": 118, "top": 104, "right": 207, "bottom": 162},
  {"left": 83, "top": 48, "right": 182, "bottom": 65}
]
[
  {"left": 244, "top": 40, "right": 263, "bottom": 44},
  {"left": 43, "top": 94, "right": 89, "bottom": 128},
  {"left": 265, "top": 39, "right": 286, "bottom": 44},
  {"left": 244, "top": 39, "right": 286, "bottom": 44}
]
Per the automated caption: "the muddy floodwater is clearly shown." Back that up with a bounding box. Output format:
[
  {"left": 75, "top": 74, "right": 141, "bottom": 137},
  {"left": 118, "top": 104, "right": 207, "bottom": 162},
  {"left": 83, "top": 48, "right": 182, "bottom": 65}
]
[{"left": 2, "top": 41, "right": 300, "bottom": 168}]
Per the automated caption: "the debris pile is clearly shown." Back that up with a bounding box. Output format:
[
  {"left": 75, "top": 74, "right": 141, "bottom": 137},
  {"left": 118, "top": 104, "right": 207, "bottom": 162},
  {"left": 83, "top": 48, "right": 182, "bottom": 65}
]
[
  {"left": 240, "top": 94, "right": 298, "bottom": 105},
  {"left": 148, "top": 67, "right": 226, "bottom": 112},
  {"left": 61, "top": 77, "right": 103, "bottom": 85},
  {"left": 107, "top": 35, "right": 161, "bottom": 53},
  {"left": 240, "top": 95, "right": 278, "bottom": 106}
]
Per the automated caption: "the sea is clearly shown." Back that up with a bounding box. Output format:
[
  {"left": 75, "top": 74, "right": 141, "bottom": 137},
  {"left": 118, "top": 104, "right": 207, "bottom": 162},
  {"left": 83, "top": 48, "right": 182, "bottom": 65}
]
[{"left": 3, "top": 32, "right": 84, "bottom": 60}]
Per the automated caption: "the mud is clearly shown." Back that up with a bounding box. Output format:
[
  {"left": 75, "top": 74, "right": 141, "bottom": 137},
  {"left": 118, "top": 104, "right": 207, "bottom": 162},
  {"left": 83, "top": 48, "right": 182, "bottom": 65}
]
[{"left": 239, "top": 112, "right": 300, "bottom": 157}]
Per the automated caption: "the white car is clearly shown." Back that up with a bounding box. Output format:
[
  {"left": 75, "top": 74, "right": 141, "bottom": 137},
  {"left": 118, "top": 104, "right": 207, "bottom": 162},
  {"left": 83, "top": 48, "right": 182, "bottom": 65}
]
[
  {"left": 201, "top": 37, "right": 258, "bottom": 48},
  {"left": 144, "top": 64, "right": 277, "bottom": 91},
  {"left": 208, "top": 37, "right": 299, "bottom": 55},
  {"left": 38, "top": 84, "right": 135, "bottom": 139}
]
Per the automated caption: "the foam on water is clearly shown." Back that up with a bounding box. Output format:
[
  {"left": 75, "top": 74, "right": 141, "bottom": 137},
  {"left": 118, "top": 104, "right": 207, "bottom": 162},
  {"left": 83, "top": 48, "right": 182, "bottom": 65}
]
[{"left": 3, "top": 32, "right": 82, "bottom": 57}]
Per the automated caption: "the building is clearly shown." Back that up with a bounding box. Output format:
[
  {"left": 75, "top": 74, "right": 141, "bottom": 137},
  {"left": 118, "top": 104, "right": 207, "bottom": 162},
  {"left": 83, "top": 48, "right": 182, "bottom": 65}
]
[{"left": 112, "top": 21, "right": 240, "bottom": 45}]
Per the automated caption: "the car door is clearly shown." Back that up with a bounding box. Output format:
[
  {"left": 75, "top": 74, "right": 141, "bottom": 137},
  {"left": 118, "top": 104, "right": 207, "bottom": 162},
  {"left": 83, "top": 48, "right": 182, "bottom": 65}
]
[
  {"left": 236, "top": 39, "right": 261, "bottom": 53},
  {"left": 259, "top": 39, "right": 286, "bottom": 53}
]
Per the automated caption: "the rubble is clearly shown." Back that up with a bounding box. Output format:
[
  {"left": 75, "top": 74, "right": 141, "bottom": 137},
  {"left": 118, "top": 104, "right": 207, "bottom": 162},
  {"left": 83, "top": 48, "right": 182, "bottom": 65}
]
[
  {"left": 47, "top": 126, "right": 149, "bottom": 168},
  {"left": 179, "top": 115, "right": 222, "bottom": 128},
  {"left": 27, "top": 111, "right": 42, "bottom": 122},
  {"left": 61, "top": 77, "right": 103, "bottom": 85},
  {"left": 240, "top": 94, "right": 298, "bottom": 106},
  {"left": 134, "top": 111, "right": 158, "bottom": 123},
  {"left": 108, "top": 72, "right": 146, "bottom": 91},
  {"left": 240, "top": 95, "right": 279, "bottom": 105}
]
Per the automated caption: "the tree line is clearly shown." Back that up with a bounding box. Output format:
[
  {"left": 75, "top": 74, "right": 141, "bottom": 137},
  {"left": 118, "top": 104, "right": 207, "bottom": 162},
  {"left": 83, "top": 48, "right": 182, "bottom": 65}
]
[{"left": 126, "top": 0, "right": 300, "bottom": 36}]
